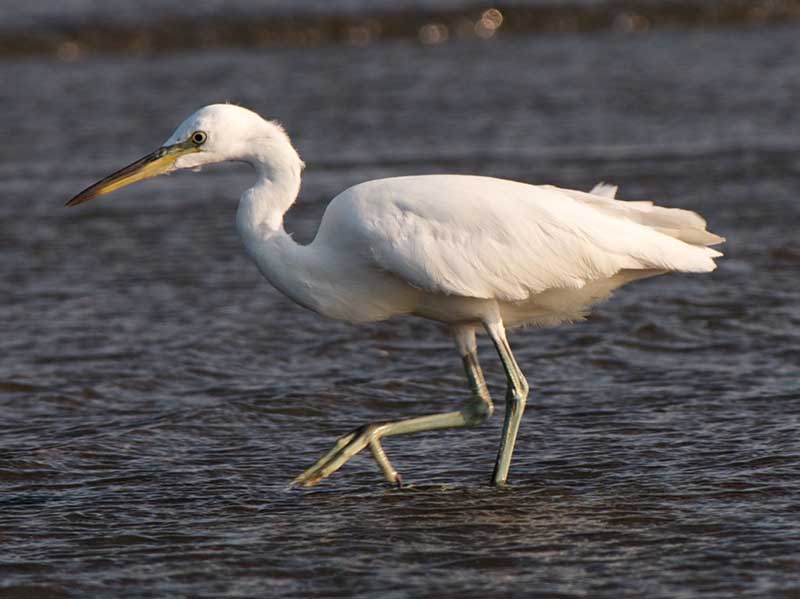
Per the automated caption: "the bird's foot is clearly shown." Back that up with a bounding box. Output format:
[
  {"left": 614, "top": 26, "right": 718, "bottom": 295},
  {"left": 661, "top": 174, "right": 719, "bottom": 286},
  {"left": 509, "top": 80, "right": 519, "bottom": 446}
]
[{"left": 291, "top": 423, "right": 402, "bottom": 488}]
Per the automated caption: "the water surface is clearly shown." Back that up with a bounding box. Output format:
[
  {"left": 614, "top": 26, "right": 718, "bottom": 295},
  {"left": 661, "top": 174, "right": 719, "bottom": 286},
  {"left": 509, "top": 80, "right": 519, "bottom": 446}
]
[{"left": 1, "top": 24, "right": 799, "bottom": 598}]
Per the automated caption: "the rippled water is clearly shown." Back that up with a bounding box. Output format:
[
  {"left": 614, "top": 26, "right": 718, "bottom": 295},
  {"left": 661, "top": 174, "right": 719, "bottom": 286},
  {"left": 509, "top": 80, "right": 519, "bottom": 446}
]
[{"left": 2, "top": 24, "right": 800, "bottom": 598}]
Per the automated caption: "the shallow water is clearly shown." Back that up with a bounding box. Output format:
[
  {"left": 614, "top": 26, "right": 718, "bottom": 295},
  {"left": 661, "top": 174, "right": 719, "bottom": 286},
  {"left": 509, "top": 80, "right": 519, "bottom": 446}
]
[{"left": 2, "top": 24, "right": 800, "bottom": 598}]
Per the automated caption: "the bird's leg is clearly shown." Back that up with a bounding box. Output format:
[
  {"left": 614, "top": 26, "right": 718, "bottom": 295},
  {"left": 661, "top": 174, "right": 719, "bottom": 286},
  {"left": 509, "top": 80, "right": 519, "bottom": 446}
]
[
  {"left": 292, "top": 325, "right": 494, "bottom": 488},
  {"left": 485, "top": 319, "right": 529, "bottom": 486}
]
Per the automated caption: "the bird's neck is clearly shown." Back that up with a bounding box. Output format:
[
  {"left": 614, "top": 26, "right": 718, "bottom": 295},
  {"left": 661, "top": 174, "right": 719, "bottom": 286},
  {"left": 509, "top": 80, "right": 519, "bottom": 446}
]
[
  {"left": 238, "top": 147, "right": 303, "bottom": 233},
  {"left": 235, "top": 155, "right": 324, "bottom": 314}
]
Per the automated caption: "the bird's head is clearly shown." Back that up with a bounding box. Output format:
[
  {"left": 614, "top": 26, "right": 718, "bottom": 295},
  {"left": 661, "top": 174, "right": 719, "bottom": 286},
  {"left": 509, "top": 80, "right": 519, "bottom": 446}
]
[{"left": 66, "top": 104, "right": 300, "bottom": 207}]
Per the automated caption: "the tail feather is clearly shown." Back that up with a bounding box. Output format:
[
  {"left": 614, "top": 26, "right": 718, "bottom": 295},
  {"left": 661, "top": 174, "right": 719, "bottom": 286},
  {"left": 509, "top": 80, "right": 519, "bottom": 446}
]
[{"left": 548, "top": 183, "right": 726, "bottom": 249}]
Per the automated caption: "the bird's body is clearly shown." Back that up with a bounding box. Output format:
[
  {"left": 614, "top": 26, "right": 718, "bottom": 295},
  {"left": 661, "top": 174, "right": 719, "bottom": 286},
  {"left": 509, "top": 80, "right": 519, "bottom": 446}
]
[
  {"left": 68, "top": 104, "right": 724, "bottom": 487},
  {"left": 240, "top": 174, "right": 721, "bottom": 328}
]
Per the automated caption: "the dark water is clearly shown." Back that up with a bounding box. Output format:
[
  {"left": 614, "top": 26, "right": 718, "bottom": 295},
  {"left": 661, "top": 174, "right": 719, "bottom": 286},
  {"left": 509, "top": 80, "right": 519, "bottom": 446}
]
[
  {"left": 2, "top": 23, "right": 800, "bottom": 598},
  {"left": 5, "top": 0, "right": 799, "bottom": 59}
]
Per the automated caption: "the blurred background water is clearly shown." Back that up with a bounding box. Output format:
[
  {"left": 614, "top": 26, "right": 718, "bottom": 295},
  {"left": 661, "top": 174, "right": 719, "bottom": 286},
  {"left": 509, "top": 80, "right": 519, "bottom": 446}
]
[{"left": 2, "top": 2, "right": 800, "bottom": 598}]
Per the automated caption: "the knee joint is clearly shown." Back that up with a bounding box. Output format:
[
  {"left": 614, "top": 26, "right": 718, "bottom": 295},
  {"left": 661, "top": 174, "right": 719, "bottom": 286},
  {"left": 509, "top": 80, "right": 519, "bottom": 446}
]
[
  {"left": 462, "top": 398, "right": 493, "bottom": 426},
  {"left": 507, "top": 390, "right": 527, "bottom": 410}
]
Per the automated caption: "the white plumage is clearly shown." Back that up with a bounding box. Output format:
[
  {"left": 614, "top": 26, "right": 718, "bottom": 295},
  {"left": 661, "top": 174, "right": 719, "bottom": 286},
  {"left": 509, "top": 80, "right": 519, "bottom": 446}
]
[
  {"left": 68, "top": 104, "right": 724, "bottom": 488},
  {"left": 317, "top": 175, "right": 721, "bottom": 319}
]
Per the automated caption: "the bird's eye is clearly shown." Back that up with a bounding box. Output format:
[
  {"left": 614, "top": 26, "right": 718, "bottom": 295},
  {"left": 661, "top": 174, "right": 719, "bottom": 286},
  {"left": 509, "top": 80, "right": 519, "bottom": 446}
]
[{"left": 190, "top": 131, "right": 207, "bottom": 146}]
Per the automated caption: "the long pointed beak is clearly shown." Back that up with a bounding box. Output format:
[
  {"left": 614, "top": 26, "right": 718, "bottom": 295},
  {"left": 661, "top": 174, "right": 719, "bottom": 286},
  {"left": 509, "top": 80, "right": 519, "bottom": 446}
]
[{"left": 66, "top": 142, "right": 198, "bottom": 207}]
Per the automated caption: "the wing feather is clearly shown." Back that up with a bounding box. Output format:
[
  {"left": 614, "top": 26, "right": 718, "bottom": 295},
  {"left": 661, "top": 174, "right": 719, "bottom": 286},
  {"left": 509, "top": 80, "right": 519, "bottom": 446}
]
[{"left": 323, "top": 175, "right": 723, "bottom": 302}]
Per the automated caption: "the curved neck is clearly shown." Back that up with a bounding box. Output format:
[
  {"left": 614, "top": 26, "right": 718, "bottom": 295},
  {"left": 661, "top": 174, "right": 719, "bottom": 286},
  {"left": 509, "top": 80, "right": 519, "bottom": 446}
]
[
  {"left": 239, "top": 138, "right": 303, "bottom": 234},
  {"left": 235, "top": 152, "right": 324, "bottom": 314}
]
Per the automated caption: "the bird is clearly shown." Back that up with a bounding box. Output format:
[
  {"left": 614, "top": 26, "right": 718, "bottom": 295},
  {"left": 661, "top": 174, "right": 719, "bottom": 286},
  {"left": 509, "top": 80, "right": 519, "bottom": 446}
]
[{"left": 67, "top": 103, "right": 724, "bottom": 488}]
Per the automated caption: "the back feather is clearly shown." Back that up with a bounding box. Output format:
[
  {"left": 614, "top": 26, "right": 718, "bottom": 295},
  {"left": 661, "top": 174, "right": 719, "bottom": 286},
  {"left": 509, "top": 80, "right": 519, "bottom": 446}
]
[{"left": 589, "top": 182, "right": 618, "bottom": 198}]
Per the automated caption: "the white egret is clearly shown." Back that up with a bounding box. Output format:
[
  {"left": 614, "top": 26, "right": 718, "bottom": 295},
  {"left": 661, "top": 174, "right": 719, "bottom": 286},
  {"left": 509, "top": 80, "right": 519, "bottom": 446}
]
[{"left": 67, "top": 104, "right": 724, "bottom": 487}]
